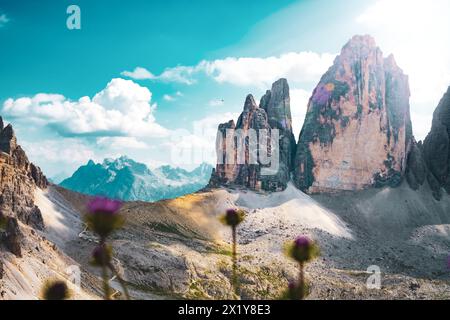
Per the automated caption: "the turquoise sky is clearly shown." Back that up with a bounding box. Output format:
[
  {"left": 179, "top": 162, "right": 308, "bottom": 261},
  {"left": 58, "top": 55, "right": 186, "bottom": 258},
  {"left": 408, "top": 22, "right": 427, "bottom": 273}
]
[{"left": 1, "top": 0, "right": 449, "bottom": 180}]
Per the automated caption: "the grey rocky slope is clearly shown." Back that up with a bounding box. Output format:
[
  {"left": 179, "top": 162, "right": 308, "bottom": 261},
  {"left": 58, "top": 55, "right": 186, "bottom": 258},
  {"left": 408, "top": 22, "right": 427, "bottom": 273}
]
[
  {"left": 40, "top": 182, "right": 450, "bottom": 300},
  {"left": 2, "top": 119, "right": 450, "bottom": 299}
]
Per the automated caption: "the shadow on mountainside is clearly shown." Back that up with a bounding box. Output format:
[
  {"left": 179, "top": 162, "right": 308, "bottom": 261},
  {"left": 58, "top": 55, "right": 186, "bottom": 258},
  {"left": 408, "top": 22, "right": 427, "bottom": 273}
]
[{"left": 312, "top": 182, "right": 450, "bottom": 280}]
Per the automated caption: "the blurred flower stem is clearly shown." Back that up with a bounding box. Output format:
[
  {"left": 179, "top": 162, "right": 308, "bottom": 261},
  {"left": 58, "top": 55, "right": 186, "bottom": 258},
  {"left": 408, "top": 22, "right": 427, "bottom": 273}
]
[
  {"left": 298, "top": 262, "right": 305, "bottom": 299},
  {"left": 85, "top": 197, "right": 130, "bottom": 300},
  {"left": 231, "top": 224, "right": 237, "bottom": 294},
  {"left": 284, "top": 235, "right": 320, "bottom": 300},
  {"left": 220, "top": 208, "right": 245, "bottom": 297},
  {"left": 100, "top": 253, "right": 111, "bottom": 300}
]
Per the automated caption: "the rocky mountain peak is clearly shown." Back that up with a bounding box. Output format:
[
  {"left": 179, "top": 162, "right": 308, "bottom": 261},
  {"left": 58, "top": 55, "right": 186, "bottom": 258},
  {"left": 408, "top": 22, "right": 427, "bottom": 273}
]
[
  {"left": 384, "top": 53, "right": 398, "bottom": 70},
  {"left": 0, "top": 116, "right": 48, "bottom": 257},
  {"left": 243, "top": 94, "right": 258, "bottom": 111},
  {"left": 342, "top": 34, "right": 378, "bottom": 53},
  {"left": 259, "top": 90, "right": 271, "bottom": 111},
  {"left": 293, "top": 36, "right": 413, "bottom": 193},
  {"left": 210, "top": 78, "right": 295, "bottom": 191},
  {"left": 0, "top": 123, "right": 18, "bottom": 155},
  {"left": 265, "top": 78, "right": 292, "bottom": 131}
]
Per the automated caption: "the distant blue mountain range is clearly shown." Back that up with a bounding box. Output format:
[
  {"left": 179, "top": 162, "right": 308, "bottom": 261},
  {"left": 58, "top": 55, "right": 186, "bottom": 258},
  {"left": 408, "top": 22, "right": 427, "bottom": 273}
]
[{"left": 59, "top": 156, "right": 213, "bottom": 202}]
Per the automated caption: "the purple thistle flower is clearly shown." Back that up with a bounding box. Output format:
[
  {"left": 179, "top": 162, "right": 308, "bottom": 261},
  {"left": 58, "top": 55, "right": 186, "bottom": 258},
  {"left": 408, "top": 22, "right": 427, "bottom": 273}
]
[
  {"left": 84, "top": 197, "right": 125, "bottom": 238},
  {"left": 286, "top": 235, "right": 319, "bottom": 264},
  {"left": 295, "top": 236, "right": 311, "bottom": 248},
  {"left": 87, "top": 197, "right": 122, "bottom": 214}
]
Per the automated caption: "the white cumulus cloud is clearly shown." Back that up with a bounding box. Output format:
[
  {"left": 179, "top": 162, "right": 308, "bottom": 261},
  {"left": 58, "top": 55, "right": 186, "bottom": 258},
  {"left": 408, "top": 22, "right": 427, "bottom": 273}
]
[
  {"left": 122, "top": 66, "right": 200, "bottom": 85},
  {"left": 2, "top": 78, "right": 169, "bottom": 138},
  {"left": 120, "top": 67, "right": 155, "bottom": 80},
  {"left": 121, "top": 51, "right": 335, "bottom": 88},
  {"left": 157, "top": 65, "right": 200, "bottom": 85},
  {"left": 201, "top": 52, "right": 335, "bottom": 88}
]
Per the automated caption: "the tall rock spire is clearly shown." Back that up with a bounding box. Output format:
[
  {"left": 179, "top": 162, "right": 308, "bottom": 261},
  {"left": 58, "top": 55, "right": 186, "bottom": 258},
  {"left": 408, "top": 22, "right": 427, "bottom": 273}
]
[
  {"left": 261, "top": 78, "right": 296, "bottom": 188},
  {"left": 263, "top": 78, "right": 293, "bottom": 132},
  {"left": 293, "top": 35, "right": 413, "bottom": 193},
  {"left": 209, "top": 79, "right": 295, "bottom": 191}
]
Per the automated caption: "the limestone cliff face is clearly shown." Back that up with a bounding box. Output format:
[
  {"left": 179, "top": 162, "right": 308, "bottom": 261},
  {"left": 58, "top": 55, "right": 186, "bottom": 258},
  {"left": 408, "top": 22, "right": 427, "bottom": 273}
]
[
  {"left": 210, "top": 79, "right": 295, "bottom": 191},
  {"left": 0, "top": 117, "right": 48, "bottom": 256},
  {"left": 421, "top": 87, "right": 450, "bottom": 199},
  {"left": 260, "top": 79, "right": 297, "bottom": 187},
  {"left": 405, "top": 139, "right": 427, "bottom": 191},
  {"left": 233, "top": 95, "right": 271, "bottom": 189},
  {"left": 209, "top": 120, "right": 238, "bottom": 186},
  {"left": 293, "top": 35, "right": 413, "bottom": 193}
]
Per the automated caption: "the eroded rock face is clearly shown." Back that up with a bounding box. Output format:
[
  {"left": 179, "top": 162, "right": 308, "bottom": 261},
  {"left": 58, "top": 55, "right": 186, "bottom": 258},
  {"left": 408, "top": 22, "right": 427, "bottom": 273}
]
[
  {"left": 0, "top": 124, "right": 17, "bottom": 155},
  {"left": 405, "top": 140, "right": 427, "bottom": 191},
  {"left": 233, "top": 95, "right": 271, "bottom": 189},
  {"left": 210, "top": 79, "right": 295, "bottom": 191},
  {"left": 293, "top": 35, "right": 413, "bottom": 193},
  {"left": 0, "top": 116, "right": 47, "bottom": 241},
  {"left": 209, "top": 120, "right": 238, "bottom": 186},
  {"left": 30, "top": 163, "right": 48, "bottom": 189},
  {"left": 3, "top": 217, "right": 23, "bottom": 257},
  {"left": 260, "top": 79, "right": 296, "bottom": 189},
  {"left": 422, "top": 87, "right": 450, "bottom": 199}
]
